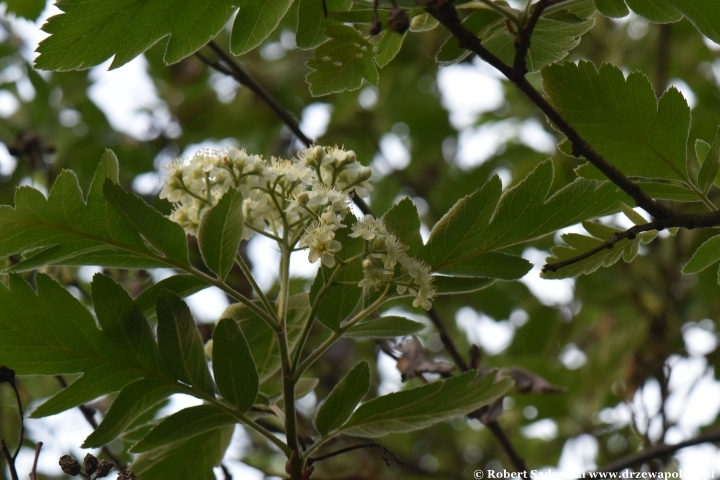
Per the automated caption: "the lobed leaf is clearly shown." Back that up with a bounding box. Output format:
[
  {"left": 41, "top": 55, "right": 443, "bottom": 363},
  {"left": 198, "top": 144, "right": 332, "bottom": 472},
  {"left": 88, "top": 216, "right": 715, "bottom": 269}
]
[
  {"left": 422, "top": 161, "right": 628, "bottom": 277},
  {"left": 383, "top": 197, "right": 423, "bottom": 257},
  {"left": 35, "top": 0, "right": 238, "bottom": 71},
  {"left": 543, "top": 61, "right": 691, "bottom": 184},
  {"left": 315, "top": 362, "right": 371, "bottom": 435},
  {"left": 0, "top": 274, "right": 164, "bottom": 418},
  {"left": 340, "top": 371, "right": 512, "bottom": 437},
  {"left": 231, "top": 0, "right": 295, "bottom": 55},
  {"left": 542, "top": 221, "right": 658, "bottom": 279},
  {"left": 306, "top": 25, "right": 379, "bottom": 96},
  {"left": 0, "top": 150, "right": 189, "bottom": 272},
  {"left": 296, "top": 0, "right": 353, "bottom": 49}
]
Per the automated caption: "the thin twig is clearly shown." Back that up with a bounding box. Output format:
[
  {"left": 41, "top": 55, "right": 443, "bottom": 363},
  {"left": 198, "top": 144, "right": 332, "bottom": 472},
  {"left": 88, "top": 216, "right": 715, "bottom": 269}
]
[
  {"left": 199, "top": 42, "right": 314, "bottom": 147},
  {"left": 542, "top": 221, "right": 662, "bottom": 273},
  {"left": 0, "top": 440, "right": 19, "bottom": 480},
  {"left": 221, "top": 463, "right": 233, "bottom": 479},
  {"left": 592, "top": 427, "right": 720, "bottom": 473},
  {"left": 29, "top": 442, "right": 42, "bottom": 480},
  {"left": 308, "top": 443, "right": 403, "bottom": 467},
  {"left": 426, "top": 307, "right": 468, "bottom": 371},
  {"left": 54, "top": 376, "right": 127, "bottom": 470},
  {"left": 512, "top": 0, "right": 550, "bottom": 77},
  {"left": 486, "top": 422, "right": 528, "bottom": 472}
]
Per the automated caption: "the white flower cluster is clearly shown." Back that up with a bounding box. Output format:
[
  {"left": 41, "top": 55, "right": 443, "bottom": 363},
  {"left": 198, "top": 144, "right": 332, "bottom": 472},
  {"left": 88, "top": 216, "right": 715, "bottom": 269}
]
[
  {"left": 160, "top": 145, "right": 435, "bottom": 309},
  {"left": 350, "top": 214, "right": 436, "bottom": 310}
]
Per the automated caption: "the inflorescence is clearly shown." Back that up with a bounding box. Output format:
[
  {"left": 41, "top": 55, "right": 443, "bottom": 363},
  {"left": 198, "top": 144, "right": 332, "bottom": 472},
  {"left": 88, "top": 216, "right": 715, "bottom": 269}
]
[{"left": 160, "top": 145, "right": 435, "bottom": 309}]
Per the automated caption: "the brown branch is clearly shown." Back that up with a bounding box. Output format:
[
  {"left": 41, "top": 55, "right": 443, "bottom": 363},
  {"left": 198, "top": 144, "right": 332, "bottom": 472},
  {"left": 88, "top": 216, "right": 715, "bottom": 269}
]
[
  {"left": 308, "top": 442, "right": 403, "bottom": 467},
  {"left": 542, "top": 220, "right": 662, "bottom": 273},
  {"left": 426, "top": 307, "right": 468, "bottom": 371},
  {"left": 29, "top": 442, "right": 42, "bottom": 480},
  {"left": 199, "top": 42, "right": 314, "bottom": 147},
  {"left": 425, "top": 1, "right": 673, "bottom": 222},
  {"left": 593, "top": 427, "right": 720, "bottom": 473},
  {"left": 512, "top": 0, "right": 551, "bottom": 77},
  {"left": 486, "top": 421, "right": 528, "bottom": 472},
  {"left": 55, "top": 376, "right": 127, "bottom": 470}
]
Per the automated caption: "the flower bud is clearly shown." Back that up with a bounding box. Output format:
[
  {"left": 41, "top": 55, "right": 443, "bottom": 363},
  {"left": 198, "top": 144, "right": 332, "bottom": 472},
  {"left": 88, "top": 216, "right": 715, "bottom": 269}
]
[
  {"left": 297, "top": 192, "right": 310, "bottom": 206},
  {"left": 59, "top": 455, "right": 81, "bottom": 476},
  {"left": 83, "top": 453, "right": 98, "bottom": 475},
  {"left": 95, "top": 459, "right": 115, "bottom": 478},
  {"left": 388, "top": 7, "right": 410, "bottom": 34}
]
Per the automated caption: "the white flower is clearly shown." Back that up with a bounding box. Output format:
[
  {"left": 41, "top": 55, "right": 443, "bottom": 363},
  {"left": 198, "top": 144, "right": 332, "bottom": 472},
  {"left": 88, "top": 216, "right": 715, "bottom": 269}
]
[
  {"left": 380, "top": 235, "right": 409, "bottom": 269},
  {"left": 349, "top": 214, "right": 387, "bottom": 241},
  {"left": 358, "top": 258, "right": 392, "bottom": 289},
  {"left": 298, "top": 222, "right": 342, "bottom": 267}
]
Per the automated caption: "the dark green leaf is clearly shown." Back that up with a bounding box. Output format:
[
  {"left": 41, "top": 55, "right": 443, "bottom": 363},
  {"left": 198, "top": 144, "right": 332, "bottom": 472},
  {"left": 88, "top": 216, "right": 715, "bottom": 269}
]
[
  {"left": 198, "top": 188, "right": 243, "bottom": 279},
  {"left": 422, "top": 161, "right": 627, "bottom": 276},
  {"left": 543, "top": 61, "right": 692, "bottom": 184},
  {"left": 131, "top": 425, "right": 233, "bottom": 480},
  {"left": 434, "top": 276, "right": 496, "bottom": 295},
  {"left": 375, "top": 30, "right": 406, "bottom": 68},
  {"left": 222, "top": 293, "right": 309, "bottom": 381},
  {"left": 135, "top": 275, "right": 209, "bottom": 322},
  {"left": 5, "top": 0, "right": 46, "bottom": 20},
  {"left": 315, "top": 361, "right": 371, "bottom": 435},
  {"left": 340, "top": 371, "right": 513, "bottom": 437},
  {"left": 231, "top": 0, "right": 295, "bottom": 55},
  {"left": 131, "top": 404, "right": 235, "bottom": 453},
  {"left": 626, "top": 0, "right": 682, "bottom": 23},
  {"left": 297, "top": 0, "right": 352, "bottom": 49},
  {"left": 345, "top": 316, "right": 426, "bottom": 338},
  {"left": 212, "top": 318, "right": 258, "bottom": 412},
  {"left": 682, "top": 235, "right": 720, "bottom": 274},
  {"left": 306, "top": 25, "right": 379, "bottom": 96},
  {"left": 104, "top": 180, "right": 189, "bottom": 266},
  {"left": 433, "top": 251, "right": 532, "bottom": 279},
  {"left": 156, "top": 291, "right": 215, "bottom": 396},
  {"left": 697, "top": 126, "right": 720, "bottom": 194},
  {"left": 0, "top": 152, "right": 179, "bottom": 271},
  {"left": 0, "top": 274, "right": 165, "bottom": 418},
  {"left": 35, "top": 0, "right": 238, "bottom": 70},
  {"left": 83, "top": 378, "right": 178, "bottom": 448},
  {"left": 383, "top": 197, "right": 423, "bottom": 256},
  {"left": 595, "top": 0, "right": 629, "bottom": 17}
]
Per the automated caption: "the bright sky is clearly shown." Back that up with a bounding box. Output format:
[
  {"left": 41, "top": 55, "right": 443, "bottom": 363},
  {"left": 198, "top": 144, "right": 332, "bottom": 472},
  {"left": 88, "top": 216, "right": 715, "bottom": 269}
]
[{"left": 3, "top": 3, "right": 720, "bottom": 479}]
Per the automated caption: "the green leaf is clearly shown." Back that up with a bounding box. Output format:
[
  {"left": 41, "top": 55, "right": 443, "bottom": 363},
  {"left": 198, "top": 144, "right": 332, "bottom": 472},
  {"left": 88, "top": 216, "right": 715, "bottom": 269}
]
[
  {"left": 296, "top": 0, "right": 352, "bottom": 49},
  {"left": 422, "top": 161, "right": 627, "bottom": 277},
  {"left": 5, "top": 0, "right": 46, "bottom": 20},
  {"left": 434, "top": 276, "right": 496, "bottom": 295},
  {"left": 104, "top": 180, "right": 189, "bottom": 266},
  {"left": 543, "top": 61, "right": 691, "bottom": 183},
  {"left": 309, "top": 217, "right": 365, "bottom": 330},
  {"left": 634, "top": 182, "right": 700, "bottom": 203},
  {"left": 198, "top": 188, "right": 243, "bottom": 279},
  {"left": 436, "top": 5, "right": 595, "bottom": 71},
  {"left": 306, "top": 25, "right": 379, "bottom": 96},
  {"left": 222, "top": 293, "right": 309, "bottom": 381},
  {"left": 91, "top": 274, "right": 163, "bottom": 373},
  {"left": 410, "top": 13, "right": 439, "bottom": 32},
  {"left": 156, "top": 291, "right": 215, "bottom": 396},
  {"left": 35, "top": 0, "right": 238, "bottom": 71},
  {"left": 131, "top": 404, "right": 235, "bottom": 453},
  {"left": 374, "top": 30, "right": 406, "bottom": 68},
  {"left": 0, "top": 151, "right": 185, "bottom": 272},
  {"left": 231, "top": 0, "right": 295, "bottom": 55},
  {"left": 697, "top": 139, "right": 712, "bottom": 165},
  {"left": 340, "top": 371, "right": 512, "bottom": 437},
  {"left": 682, "top": 235, "right": 720, "bottom": 274},
  {"left": 383, "top": 197, "right": 423, "bottom": 257},
  {"left": 433, "top": 252, "right": 532, "bottom": 279},
  {"left": 595, "top": 0, "right": 629, "bottom": 17},
  {"left": 697, "top": 126, "right": 720, "bottom": 194},
  {"left": 345, "top": 316, "right": 426, "bottom": 338},
  {"left": 212, "top": 318, "right": 258, "bottom": 412},
  {"left": 83, "top": 378, "right": 178, "bottom": 448},
  {"left": 315, "top": 361, "right": 371, "bottom": 435},
  {"left": 669, "top": 0, "right": 720, "bottom": 44},
  {"left": 542, "top": 221, "right": 658, "bottom": 279},
  {"left": 620, "top": 202, "right": 647, "bottom": 226},
  {"left": 135, "top": 275, "right": 209, "bottom": 322},
  {"left": 0, "top": 274, "right": 164, "bottom": 418},
  {"left": 626, "top": 0, "right": 682, "bottom": 23},
  {"left": 131, "top": 425, "right": 233, "bottom": 480}
]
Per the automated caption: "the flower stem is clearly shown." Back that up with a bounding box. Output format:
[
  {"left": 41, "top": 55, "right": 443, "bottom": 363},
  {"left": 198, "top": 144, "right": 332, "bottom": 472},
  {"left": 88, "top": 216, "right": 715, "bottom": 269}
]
[{"left": 235, "top": 252, "right": 275, "bottom": 316}]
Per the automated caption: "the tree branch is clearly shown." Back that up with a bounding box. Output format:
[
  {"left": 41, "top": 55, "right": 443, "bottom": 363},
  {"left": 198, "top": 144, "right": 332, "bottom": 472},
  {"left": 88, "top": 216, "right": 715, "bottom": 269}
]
[
  {"left": 198, "top": 42, "right": 313, "bottom": 147},
  {"left": 425, "top": 1, "right": 673, "bottom": 222},
  {"left": 308, "top": 442, "right": 403, "bottom": 467},
  {"left": 512, "top": 0, "right": 550, "bottom": 77},
  {"left": 542, "top": 220, "right": 663, "bottom": 273},
  {"left": 593, "top": 427, "right": 720, "bottom": 473}
]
